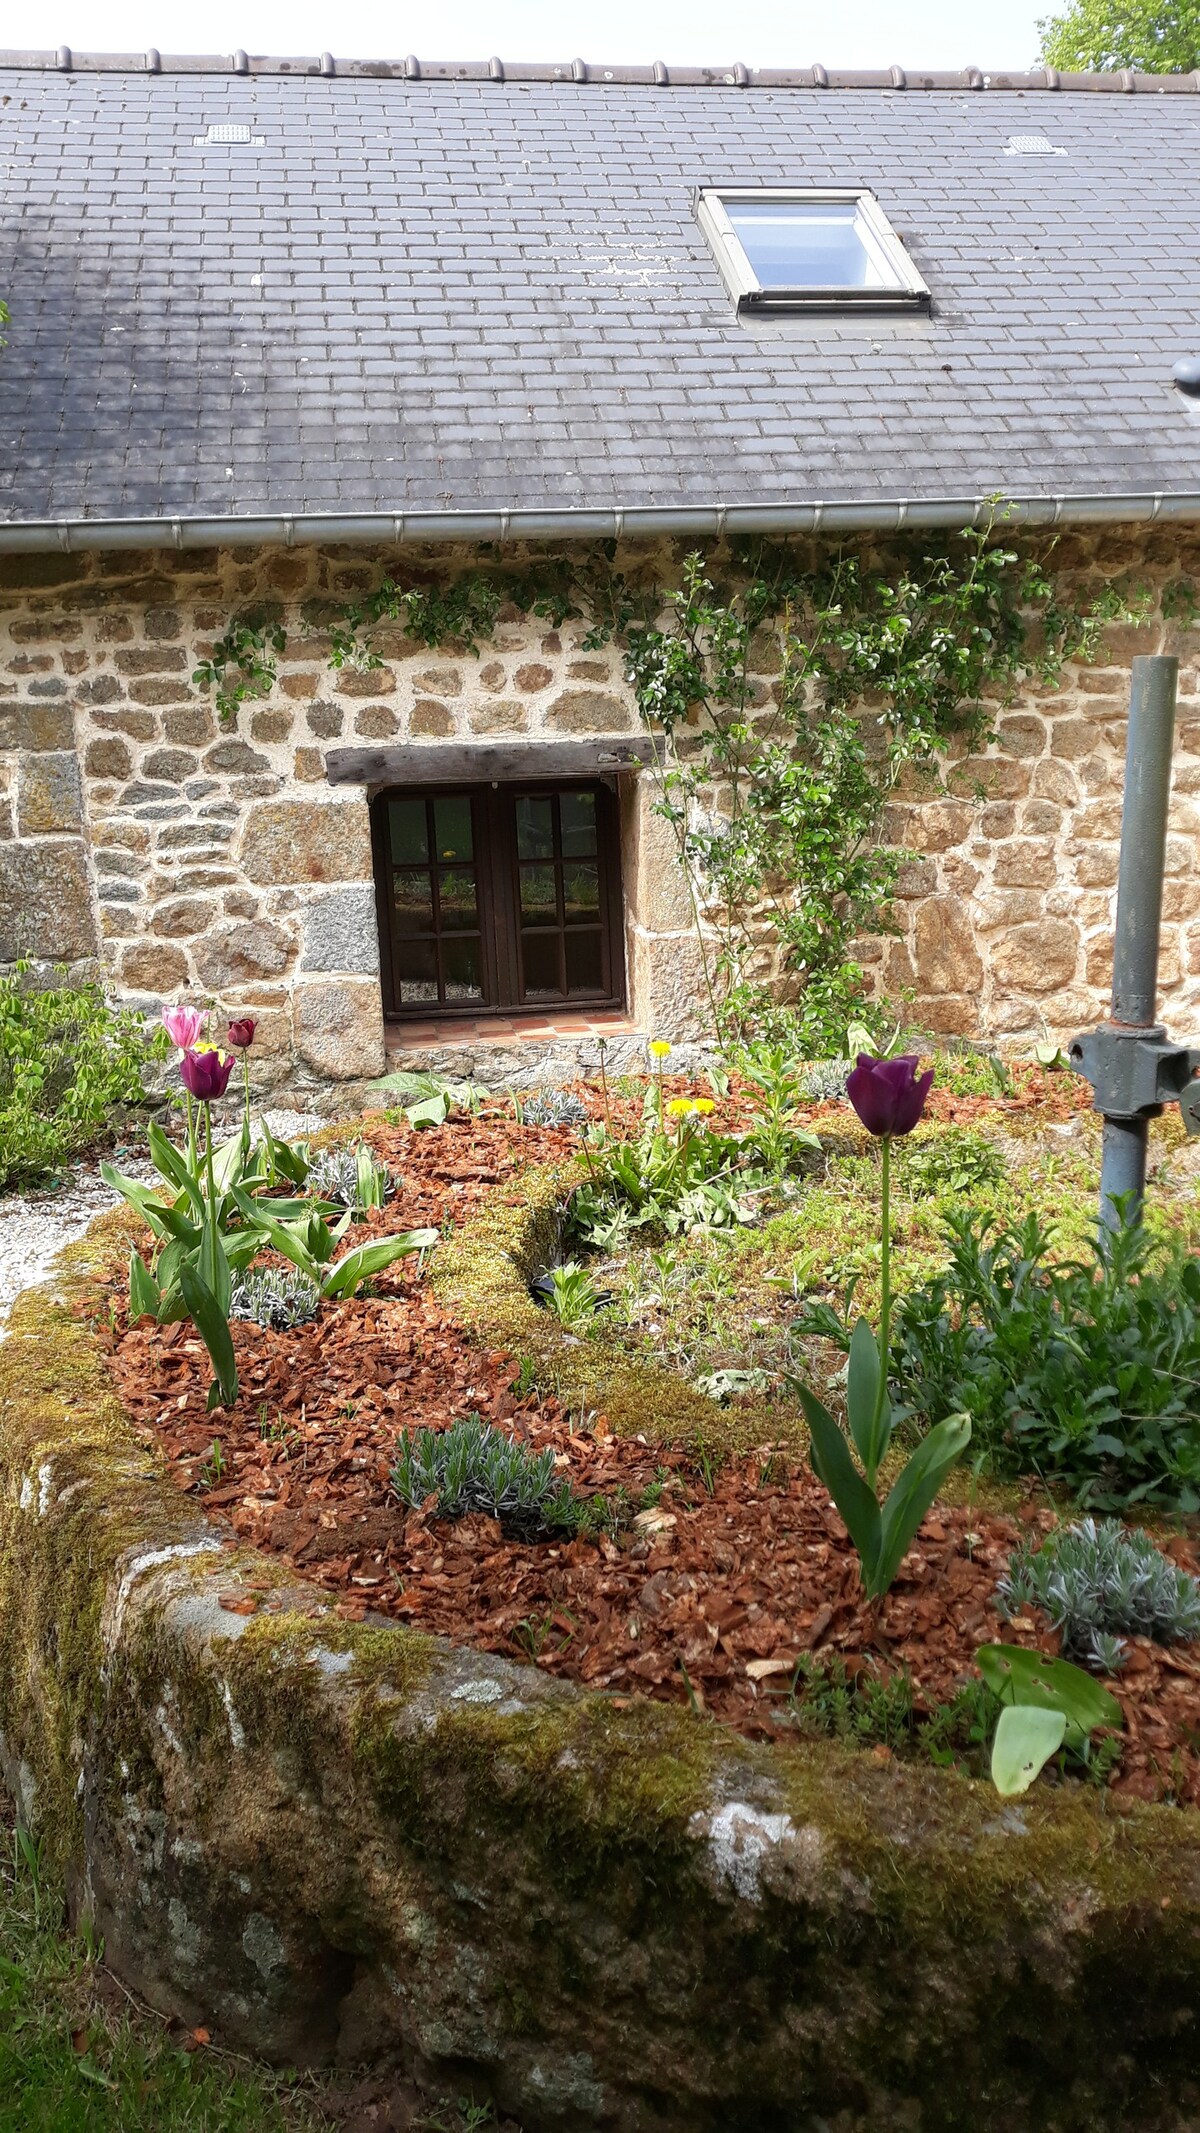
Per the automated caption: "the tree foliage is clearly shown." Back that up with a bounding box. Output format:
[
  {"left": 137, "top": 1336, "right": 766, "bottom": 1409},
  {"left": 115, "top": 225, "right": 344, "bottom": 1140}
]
[{"left": 1039, "top": 0, "right": 1200, "bottom": 71}]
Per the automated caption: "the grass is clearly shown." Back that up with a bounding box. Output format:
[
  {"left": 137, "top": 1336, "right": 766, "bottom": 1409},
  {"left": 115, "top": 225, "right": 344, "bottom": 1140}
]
[{"left": 0, "top": 1797, "right": 513, "bottom": 2133}]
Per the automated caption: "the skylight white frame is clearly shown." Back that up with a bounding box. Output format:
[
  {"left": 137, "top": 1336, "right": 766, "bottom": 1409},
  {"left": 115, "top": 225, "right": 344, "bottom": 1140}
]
[{"left": 695, "top": 187, "right": 931, "bottom": 314}]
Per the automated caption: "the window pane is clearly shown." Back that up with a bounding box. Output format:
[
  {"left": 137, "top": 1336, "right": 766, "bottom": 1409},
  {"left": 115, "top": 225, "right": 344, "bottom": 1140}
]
[
  {"left": 521, "top": 932, "right": 561, "bottom": 999},
  {"left": 560, "top": 790, "right": 597, "bottom": 856},
  {"left": 562, "top": 862, "right": 599, "bottom": 922},
  {"left": 389, "top": 797, "right": 428, "bottom": 864},
  {"left": 438, "top": 865, "right": 478, "bottom": 930},
  {"left": 726, "top": 200, "right": 891, "bottom": 290},
  {"left": 396, "top": 937, "right": 438, "bottom": 1003},
  {"left": 433, "top": 795, "right": 473, "bottom": 862},
  {"left": 520, "top": 862, "right": 558, "bottom": 926},
  {"left": 442, "top": 936, "right": 483, "bottom": 1002},
  {"left": 516, "top": 796, "right": 555, "bottom": 859},
  {"left": 565, "top": 930, "right": 603, "bottom": 995},
  {"left": 393, "top": 867, "right": 434, "bottom": 933}
]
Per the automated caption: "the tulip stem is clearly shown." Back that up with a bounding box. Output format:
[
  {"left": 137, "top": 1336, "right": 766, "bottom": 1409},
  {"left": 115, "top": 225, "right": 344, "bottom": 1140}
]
[
  {"left": 876, "top": 1135, "right": 892, "bottom": 1430},
  {"left": 203, "top": 1100, "right": 216, "bottom": 1216}
]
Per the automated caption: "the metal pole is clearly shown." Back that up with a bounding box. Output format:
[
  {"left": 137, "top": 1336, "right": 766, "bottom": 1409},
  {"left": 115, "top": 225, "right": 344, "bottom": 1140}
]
[{"left": 1099, "top": 654, "right": 1179, "bottom": 1227}]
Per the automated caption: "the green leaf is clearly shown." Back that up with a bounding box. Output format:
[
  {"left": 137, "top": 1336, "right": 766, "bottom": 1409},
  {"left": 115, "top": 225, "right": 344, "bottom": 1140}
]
[
  {"left": 991, "top": 1703, "right": 1067, "bottom": 1797},
  {"left": 199, "top": 1211, "right": 231, "bottom": 1318},
  {"left": 797, "top": 1383, "right": 882, "bottom": 1581},
  {"left": 147, "top": 1121, "right": 205, "bottom": 1216},
  {"left": 321, "top": 1228, "right": 439, "bottom": 1302},
  {"left": 406, "top": 1093, "right": 449, "bottom": 1129},
  {"left": 870, "top": 1412, "right": 971, "bottom": 1599},
  {"left": 975, "top": 1646, "right": 1122, "bottom": 1738},
  {"left": 211, "top": 1130, "right": 249, "bottom": 1194},
  {"left": 178, "top": 1261, "right": 238, "bottom": 1409},
  {"left": 127, "top": 1247, "right": 161, "bottom": 1322},
  {"left": 846, "top": 1316, "right": 887, "bottom": 1483}
]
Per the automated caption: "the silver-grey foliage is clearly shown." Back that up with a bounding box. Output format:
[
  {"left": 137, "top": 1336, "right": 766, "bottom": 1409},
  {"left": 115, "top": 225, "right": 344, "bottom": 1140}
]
[
  {"left": 520, "top": 1090, "right": 590, "bottom": 1129},
  {"left": 392, "top": 1414, "right": 578, "bottom": 1539},
  {"left": 798, "top": 1060, "right": 850, "bottom": 1104},
  {"left": 230, "top": 1264, "right": 321, "bottom": 1331},
  {"left": 997, "top": 1516, "right": 1200, "bottom": 1672},
  {"left": 306, "top": 1142, "right": 390, "bottom": 1210}
]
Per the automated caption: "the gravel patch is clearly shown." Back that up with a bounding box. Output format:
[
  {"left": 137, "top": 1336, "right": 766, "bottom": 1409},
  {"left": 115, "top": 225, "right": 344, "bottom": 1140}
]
[{"left": 0, "top": 1110, "right": 327, "bottom": 1334}]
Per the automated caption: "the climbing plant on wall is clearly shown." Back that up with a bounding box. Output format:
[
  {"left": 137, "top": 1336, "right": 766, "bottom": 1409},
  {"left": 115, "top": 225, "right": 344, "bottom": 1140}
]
[{"left": 195, "top": 527, "right": 1117, "bottom": 1050}]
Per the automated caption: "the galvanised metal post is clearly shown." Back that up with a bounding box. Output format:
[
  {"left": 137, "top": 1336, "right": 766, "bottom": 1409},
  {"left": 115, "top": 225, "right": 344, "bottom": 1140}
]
[{"left": 1099, "top": 654, "right": 1179, "bottom": 1227}]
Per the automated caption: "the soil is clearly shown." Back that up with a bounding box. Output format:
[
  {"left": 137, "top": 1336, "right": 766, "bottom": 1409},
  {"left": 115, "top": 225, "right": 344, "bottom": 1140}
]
[{"left": 103, "top": 1080, "right": 1200, "bottom": 1811}]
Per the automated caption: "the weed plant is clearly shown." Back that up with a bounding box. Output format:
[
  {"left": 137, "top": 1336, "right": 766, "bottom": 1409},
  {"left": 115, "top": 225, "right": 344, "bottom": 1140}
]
[
  {"left": 0, "top": 965, "right": 166, "bottom": 1190},
  {"left": 891, "top": 1210, "right": 1200, "bottom": 1509}
]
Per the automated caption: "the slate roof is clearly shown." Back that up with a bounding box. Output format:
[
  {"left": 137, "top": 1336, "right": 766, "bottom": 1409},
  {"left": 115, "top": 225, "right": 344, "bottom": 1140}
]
[{"left": 2, "top": 53, "right": 1200, "bottom": 541}]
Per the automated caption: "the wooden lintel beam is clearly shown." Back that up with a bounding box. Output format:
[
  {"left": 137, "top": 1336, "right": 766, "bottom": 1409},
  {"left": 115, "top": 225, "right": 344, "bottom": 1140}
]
[{"left": 325, "top": 738, "right": 657, "bottom": 787}]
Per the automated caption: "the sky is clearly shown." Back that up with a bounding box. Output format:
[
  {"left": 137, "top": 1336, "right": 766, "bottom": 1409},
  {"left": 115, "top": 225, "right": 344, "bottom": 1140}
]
[{"left": 2, "top": 0, "right": 1054, "bottom": 71}]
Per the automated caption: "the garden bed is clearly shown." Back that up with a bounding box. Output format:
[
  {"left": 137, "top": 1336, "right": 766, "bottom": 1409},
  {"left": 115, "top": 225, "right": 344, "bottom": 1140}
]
[
  {"left": 8, "top": 1076, "right": 1200, "bottom": 2128},
  {"left": 91, "top": 1085, "right": 1200, "bottom": 1809}
]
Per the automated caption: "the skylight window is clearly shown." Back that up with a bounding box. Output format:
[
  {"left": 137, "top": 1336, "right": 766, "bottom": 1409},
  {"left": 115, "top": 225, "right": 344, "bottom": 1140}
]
[{"left": 696, "top": 188, "right": 930, "bottom": 314}]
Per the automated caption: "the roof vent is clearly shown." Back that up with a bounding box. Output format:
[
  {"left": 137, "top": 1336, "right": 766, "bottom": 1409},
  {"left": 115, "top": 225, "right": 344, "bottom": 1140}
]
[
  {"left": 1174, "top": 358, "right": 1200, "bottom": 399},
  {"left": 1003, "top": 134, "right": 1066, "bottom": 156},
  {"left": 192, "top": 122, "right": 265, "bottom": 146}
]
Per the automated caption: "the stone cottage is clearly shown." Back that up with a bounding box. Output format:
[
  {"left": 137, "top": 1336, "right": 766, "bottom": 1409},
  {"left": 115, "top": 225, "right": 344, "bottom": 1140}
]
[{"left": 3, "top": 49, "right": 1200, "bottom": 1093}]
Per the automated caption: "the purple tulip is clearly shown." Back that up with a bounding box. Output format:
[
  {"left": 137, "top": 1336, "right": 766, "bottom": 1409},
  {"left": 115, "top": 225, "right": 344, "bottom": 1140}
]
[
  {"left": 846, "top": 1053, "right": 933, "bottom": 1138},
  {"left": 226, "top": 1017, "right": 257, "bottom": 1050},
  {"left": 179, "top": 1046, "right": 235, "bottom": 1101}
]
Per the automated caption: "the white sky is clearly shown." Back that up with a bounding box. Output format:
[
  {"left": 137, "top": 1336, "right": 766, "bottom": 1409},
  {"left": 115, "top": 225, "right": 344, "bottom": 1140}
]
[{"left": 4, "top": 0, "right": 1053, "bottom": 72}]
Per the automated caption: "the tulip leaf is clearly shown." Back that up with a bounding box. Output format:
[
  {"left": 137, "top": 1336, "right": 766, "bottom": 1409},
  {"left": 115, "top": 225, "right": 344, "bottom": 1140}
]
[
  {"left": 846, "top": 1316, "right": 887, "bottom": 1482},
  {"left": 199, "top": 1210, "right": 231, "bottom": 1318},
  {"left": 990, "top": 1704, "right": 1067, "bottom": 1797},
  {"left": 321, "top": 1229, "right": 440, "bottom": 1302},
  {"left": 127, "top": 1248, "right": 161, "bottom": 1322},
  {"left": 870, "top": 1412, "right": 971, "bottom": 1598},
  {"left": 178, "top": 1260, "right": 238, "bottom": 1410},
  {"left": 798, "top": 1385, "right": 882, "bottom": 1581},
  {"left": 147, "top": 1122, "right": 205, "bottom": 1216}
]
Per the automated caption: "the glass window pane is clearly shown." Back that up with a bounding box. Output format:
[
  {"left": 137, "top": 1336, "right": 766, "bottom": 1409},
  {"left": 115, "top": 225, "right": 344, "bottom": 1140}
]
[
  {"left": 393, "top": 867, "right": 434, "bottom": 933},
  {"left": 520, "top": 862, "right": 558, "bottom": 927},
  {"left": 562, "top": 862, "right": 599, "bottom": 922},
  {"left": 516, "top": 796, "right": 555, "bottom": 859},
  {"left": 442, "top": 936, "right": 483, "bottom": 1002},
  {"left": 433, "top": 795, "right": 473, "bottom": 862},
  {"left": 389, "top": 797, "right": 428, "bottom": 864},
  {"left": 521, "top": 932, "right": 561, "bottom": 1000},
  {"left": 565, "top": 930, "right": 603, "bottom": 995},
  {"left": 438, "top": 866, "right": 478, "bottom": 930},
  {"left": 560, "top": 790, "right": 597, "bottom": 856},
  {"left": 396, "top": 937, "right": 438, "bottom": 1003},
  {"left": 726, "top": 200, "right": 892, "bottom": 290}
]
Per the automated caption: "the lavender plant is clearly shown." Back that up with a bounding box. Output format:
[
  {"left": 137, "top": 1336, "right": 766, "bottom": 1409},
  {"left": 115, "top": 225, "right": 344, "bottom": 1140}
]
[
  {"left": 230, "top": 1265, "right": 321, "bottom": 1332},
  {"left": 997, "top": 1518, "right": 1200, "bottom": 1673},
  {"left": 392, "top": 1415, "right": 580, "bottom": 1539}
]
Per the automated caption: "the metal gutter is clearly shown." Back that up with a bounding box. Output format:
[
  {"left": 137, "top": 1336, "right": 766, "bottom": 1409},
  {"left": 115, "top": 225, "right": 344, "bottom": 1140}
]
[{"left": 0, "top": 494, "right": 1197, "bottom": 553}]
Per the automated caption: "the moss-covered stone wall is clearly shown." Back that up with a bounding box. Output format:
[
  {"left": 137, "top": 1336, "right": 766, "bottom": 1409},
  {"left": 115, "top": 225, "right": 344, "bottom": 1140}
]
[{"left": 4, "top": 1213, "right": 1200, "bottom": 2130}]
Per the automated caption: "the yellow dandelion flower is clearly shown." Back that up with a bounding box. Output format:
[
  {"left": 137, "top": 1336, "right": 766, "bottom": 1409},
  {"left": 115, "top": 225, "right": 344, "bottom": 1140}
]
[
  {"left": 648, "top": 1039, "right": 671, "bottom": 1058},
  {"left": 667, "top": 1096, "right": 715, "bottom": 1117}
]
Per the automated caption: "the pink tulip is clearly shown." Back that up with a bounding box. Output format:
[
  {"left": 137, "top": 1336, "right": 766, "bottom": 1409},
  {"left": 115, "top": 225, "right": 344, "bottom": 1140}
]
[
  {"left": 161, "top": 1004, "right": 206, "bottom": 1052},
  {"left": 179, "top": 1047, "right": 235, "bottom": 1101}
]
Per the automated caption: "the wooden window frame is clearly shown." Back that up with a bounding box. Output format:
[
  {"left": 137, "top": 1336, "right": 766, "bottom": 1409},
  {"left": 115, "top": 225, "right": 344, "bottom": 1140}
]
[{"left": 371, "top": 778, "right": 626, "bottom": 1020}]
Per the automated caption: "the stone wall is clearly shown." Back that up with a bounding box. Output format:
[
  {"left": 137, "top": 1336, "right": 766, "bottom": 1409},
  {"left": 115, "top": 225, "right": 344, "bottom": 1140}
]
[
  {"left": 0, "top": 543, "right": 703, "bottom": 1093},
  {"left": 1, "top": 531, "right": 1199, "bottom": 1088}
]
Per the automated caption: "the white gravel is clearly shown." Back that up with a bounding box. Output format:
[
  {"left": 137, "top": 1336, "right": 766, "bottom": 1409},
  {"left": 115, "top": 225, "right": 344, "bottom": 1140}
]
[{"left": 0, "top": 1109, "right": 326, "bottom": 1333}]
